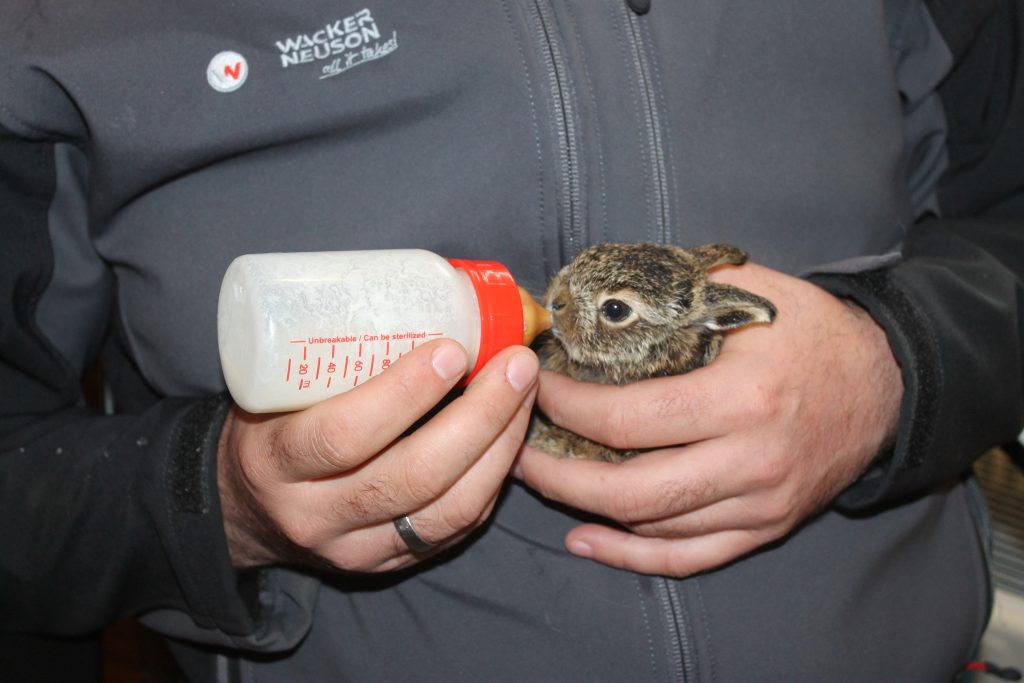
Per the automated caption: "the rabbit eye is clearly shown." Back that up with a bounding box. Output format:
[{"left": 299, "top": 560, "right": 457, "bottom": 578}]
[{"left": 600, "top": 299, "right": 632, "bottom": 323}]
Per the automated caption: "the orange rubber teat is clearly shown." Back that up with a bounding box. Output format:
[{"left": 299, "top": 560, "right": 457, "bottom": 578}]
[{"left": 519, "top": 287, "right": 552, "bottom": 346}]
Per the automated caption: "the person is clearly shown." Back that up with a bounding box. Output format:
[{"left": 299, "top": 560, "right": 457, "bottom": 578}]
[{"left": 1, "top": 0, "right": 1022, "bottom": 680}]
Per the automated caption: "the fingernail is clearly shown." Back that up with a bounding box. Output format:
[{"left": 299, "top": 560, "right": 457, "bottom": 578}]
[
  {"left": 431, "top": 344, "right": 467, "bottom": 381},
  {"left": 506, "top": 352, "right": 539, "bottom": 392},
  {"left": 567, "top": 539, "right": 593, "bottom": 558}
]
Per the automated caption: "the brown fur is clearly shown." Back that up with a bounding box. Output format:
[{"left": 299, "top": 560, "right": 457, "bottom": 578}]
[{"left": 528, "top": 243, "right": 777, "bottom": 462}]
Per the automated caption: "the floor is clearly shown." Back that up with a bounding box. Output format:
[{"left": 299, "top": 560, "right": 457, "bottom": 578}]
[
  {"left": 973, "top": 447, "right": 1024, "bottom": 677},
  {"left": 978, "top": 589, "right": 1024, "bottom": 674}
]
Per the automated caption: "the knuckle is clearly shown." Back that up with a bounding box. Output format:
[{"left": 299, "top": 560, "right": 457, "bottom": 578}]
[
  {"left": 597, "top": 399, "right": 635, "bottom": 451},
  {"left": 748, "top": 453, "right": 787, "bottom": 490},
  {"left": 608, "top": 473, "right": 715, "bottom": 524},
  {"left": 776, "top": 488, "right": 805, "bottom": 528},
  {"left": 276, "top": 513, "right": 325, "bottom": 552},
  {"left": 437, "top": 498, "right": 483, "bottom": 534},
  {"left": 741, "top": 381, "right": 779, "bottom": 422},
  {"left": 747, "top": 524, "right": 786, "bottom": 549},
  {"left": 234, "top": 420, "right": 288, "bottom": 489},
  {"left": 650, "top": 383, "right": 710, "bottom": 422},
  {"left": 608, "top": 485, "right": 651, "bottom": 523},
  {"left": 336, "top": 473, "right": 401, "bottom": 521},
  {"left": 309, "top": 413, "right": 363, "bottom": 470},
  {"left": 391, "top": 367, "right": 436, "bottom": 412},
  {"left": 754, "top": 486, "right": 800, "bottom": 530},
  {"left": 759, "top": 496, "right": 791, "bottom": 528},
  {"left": 660, "top": 473, "right": 715, "bottom": 513},
  {"left": 399, "top": 450, "right": 447, "bottom": 501},
  {"left": 327, "top": 544, "right": 382, "bottom": 573},
  {"left": 234, "top": 443, "right": 277, "bottom": 493},
  {"left": 638, "top": 474, "right": 715, "bottom": 522},
  {"left": 632, "top": 515, "right": 697, "bottom": 538},
  {"left": 478, "top": 394, "right": 513, "bottom": 434}
]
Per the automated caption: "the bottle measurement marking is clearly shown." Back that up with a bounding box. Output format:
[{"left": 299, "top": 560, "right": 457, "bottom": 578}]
[{"left": 284, "top": 331, "right": 443, "bottom": 392}]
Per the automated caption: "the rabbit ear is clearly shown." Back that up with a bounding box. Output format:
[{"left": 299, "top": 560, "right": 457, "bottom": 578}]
[
  {"left": 686, "top": 244, "right": 749, "bottom": 270},
  {"left": 696, "top": 282, "right": 777, "bottom": 331}
]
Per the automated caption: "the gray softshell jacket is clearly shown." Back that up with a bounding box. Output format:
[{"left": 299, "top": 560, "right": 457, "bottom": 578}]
[{"left": 2, "top": 0, "right": 1023, "bottom": 681}]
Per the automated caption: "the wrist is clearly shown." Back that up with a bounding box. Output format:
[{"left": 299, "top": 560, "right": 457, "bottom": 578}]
[
  {"left": 217, "top": 407, "right": 311, "bottom": 569},
  {"left": 842, "top": 298, "right": 904, "bottom": 454}
]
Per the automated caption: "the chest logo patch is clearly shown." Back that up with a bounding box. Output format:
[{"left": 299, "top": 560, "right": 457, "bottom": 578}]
[
  {"left": 207, "top": 51, "right": 249, "bottom": 93},
  {"left": 274, "top": 8, "right": 398, "bottom": 81}
]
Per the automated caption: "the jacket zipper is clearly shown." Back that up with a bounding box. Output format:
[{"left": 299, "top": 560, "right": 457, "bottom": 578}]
[
  {"left": 620, "top": 4, "right": 671, "bottom": 243},
  {"left": 654, "top": 577, "right": 695, "bottom": 682},
  {"left": 527, "top": 0, "right": 585, "bottom": 262},
  {"left": 621, "top": 6, "right": 690, "bottom": 673},
  {"left": 527, "top": 8, "right": 688, "bottom": 673}
]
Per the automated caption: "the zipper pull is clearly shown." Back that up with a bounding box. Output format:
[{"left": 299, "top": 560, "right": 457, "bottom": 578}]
[{"left": 627, "top": 0, "right": 651, "bottom": 15}]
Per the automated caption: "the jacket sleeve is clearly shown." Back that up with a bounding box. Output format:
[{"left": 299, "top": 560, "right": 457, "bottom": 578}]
[
  {"left": 0, "top": 118, "right": 260, "bottom": 637},
  {"left": 812, "top": 0, "right": 1024, "bottom": 508},
  {"left": 0, "top": 106, "right": 319, "bottom": 651}
]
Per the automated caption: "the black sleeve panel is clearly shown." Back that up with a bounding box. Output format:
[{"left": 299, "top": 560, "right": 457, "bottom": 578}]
[
  {"left": 0, "top": 124, "right": 254, "bottom": 636},
  {"left": 814, "top": 0, "right": 1024, "bottom": 509},
  {"left": 931, "top": 0, "right": 1023, "bottom": 218},
  {"left": 812, "top": 219, "right": 1024, "bottom": 508}
]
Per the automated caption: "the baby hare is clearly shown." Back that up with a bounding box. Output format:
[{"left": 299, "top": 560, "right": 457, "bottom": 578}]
[{"left": 528, "top": 242, "right": 776, "bottom": 463}]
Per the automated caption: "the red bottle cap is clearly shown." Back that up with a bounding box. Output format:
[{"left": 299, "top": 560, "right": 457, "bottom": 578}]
[{"left": 448, "top": 259, "right": 525, "bottom": 383}]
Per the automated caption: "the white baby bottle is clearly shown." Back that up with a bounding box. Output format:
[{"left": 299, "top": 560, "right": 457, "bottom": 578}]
[{"left": 217, "top": 249, "right": 551, "bottom": 413}]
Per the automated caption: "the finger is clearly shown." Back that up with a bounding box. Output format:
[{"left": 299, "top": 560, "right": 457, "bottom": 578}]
[
  {"left": 626, "top": 493, "right": 794, "bottom": 539},
  {"left": 517, "top": 441, "right": 759, "bottom": 524},
  {"left": 342, "top": 387, "right": 537, "bottom": 567},
  {"left": 563, "top": 523, "right": 771, "bottom": 577},
  {"left": 401, "top": 383, "right": 538, "bottom": 541},
  {"left": 535, "top": 357, "right": 768, "bottom": 450},
  {"left": 274, "top": 339, "right": 469, "bottom": 481},
  {"left": 316, "top": 512, "right": 480, "bottom": 573},
  {"left": 323, "top": 347, "right": 539, "bottom": 523}
]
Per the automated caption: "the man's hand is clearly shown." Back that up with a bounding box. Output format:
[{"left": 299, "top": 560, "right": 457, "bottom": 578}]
[
  {"left": 218, "top": 340, "right": 539, "bottom": 572},
  {"left": 516, "top": 262, "right": 903, "bottom": 577}
]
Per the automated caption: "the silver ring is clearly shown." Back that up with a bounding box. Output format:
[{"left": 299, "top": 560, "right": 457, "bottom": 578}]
[{"left": 393, "top": 514, "right": 436, "bottom": 553}]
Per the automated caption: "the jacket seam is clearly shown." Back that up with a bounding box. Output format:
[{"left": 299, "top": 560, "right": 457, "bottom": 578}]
[
  {"left": 0, "top": 98, "right": 50, "bottom": 138},
  {"left": 607, "top": 0, "right": 655, "bottom": 238},
  {"left": 0, "top": 96, "right": 88, "bottom": 150},
  {"left": 694, "top": 578, "right": 716, "bottom": 683},
  {"left": 563, "top": 1, "right": 609, "bottom": 244},
  {"left": 642, "top": 21, "right": 681, "bottom": 245},
  {"left": 499, "top": 0, "right": 551, "bottom": 277},
  {"left": 529, "top": 0, "right": 586, "bottom": 260},
  {"left": 0, "top": 123, "right": 81, "bottom": 409},
  {"left": 621, "top": 9, "right": 670, "bottom": 242},
  {"left": 633, "top": 575, "right": 660, "bottom": 681}
]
